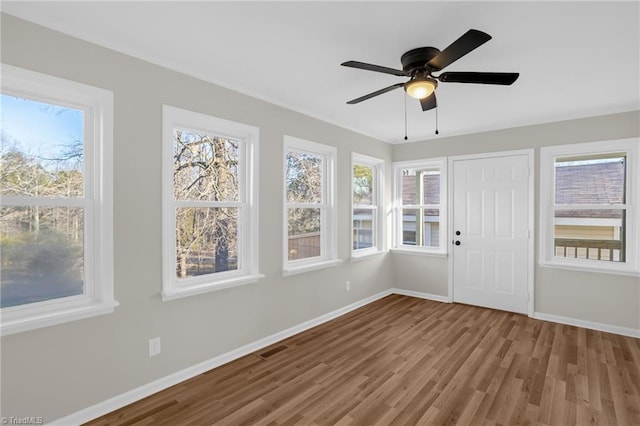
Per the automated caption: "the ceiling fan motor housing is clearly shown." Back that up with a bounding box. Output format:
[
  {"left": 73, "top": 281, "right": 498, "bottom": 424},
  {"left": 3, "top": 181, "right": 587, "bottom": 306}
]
[{"left": 401, "top": 47, "right": 441, "bottom": 74}]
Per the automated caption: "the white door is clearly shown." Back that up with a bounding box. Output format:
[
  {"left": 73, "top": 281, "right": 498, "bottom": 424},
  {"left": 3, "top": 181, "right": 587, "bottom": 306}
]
[{"left": 451, "top": 153, "right": 531, "bottom": 314}]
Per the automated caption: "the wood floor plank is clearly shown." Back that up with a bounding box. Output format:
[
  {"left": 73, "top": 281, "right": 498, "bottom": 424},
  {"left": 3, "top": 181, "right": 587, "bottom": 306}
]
[{"left": 85, "top": 295, "right": 640, "bottom": 426}]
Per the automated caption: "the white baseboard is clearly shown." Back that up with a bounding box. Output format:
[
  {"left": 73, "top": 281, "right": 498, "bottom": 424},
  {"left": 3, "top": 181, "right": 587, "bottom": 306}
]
[
  {"left": 51, "top": 289, "right": 638, "bottom": 425},
  {"left": 533, "top": 312, "right": 640, "bottom": 338},
  {"left": 390, "top": 288, "right": 451, "bottom": 303},
  {"left": 50, "top": 289, "right": 394, "bottom": 426}
]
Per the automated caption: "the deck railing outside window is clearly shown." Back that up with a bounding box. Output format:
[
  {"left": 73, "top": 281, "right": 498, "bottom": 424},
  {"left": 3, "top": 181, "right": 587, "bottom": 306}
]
[{"left": 554, "top": 238, "right": 624, "bottom": 262}]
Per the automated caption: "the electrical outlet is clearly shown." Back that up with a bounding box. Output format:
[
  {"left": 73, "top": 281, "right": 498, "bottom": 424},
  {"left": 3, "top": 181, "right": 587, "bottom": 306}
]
[
  {"left": 149, "top": 337, "right": 161, "bottom": 357},
  {"left": 345, "top": 281, "right": 351, "bottom": 292}
]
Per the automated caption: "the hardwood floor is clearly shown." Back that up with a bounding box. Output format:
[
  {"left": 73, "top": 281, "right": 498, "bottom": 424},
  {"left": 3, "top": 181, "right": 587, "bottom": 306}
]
[{"left": 86, "top": 295, "right": 640, "bottom": 425}]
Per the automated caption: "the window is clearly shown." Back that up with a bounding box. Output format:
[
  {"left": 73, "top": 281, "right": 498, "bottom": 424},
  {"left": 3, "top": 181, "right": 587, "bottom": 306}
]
[
  {"left": 540, "top": 139, "right": 639, "bottom": 275},
  {"left": 283, "top": 136, "right": 338, "bottom": 274},
  {"left": 393, "top": 158, "right": 447, "bottom": 255},
  {"left": 0, "top": 65, "right": 115, "bottom": 335},
  {"left": 162, "top": 106, "right": 262, "bottom": 300},
  {"left": 352, "top": 153, "right": 384, "bottom": 258}
]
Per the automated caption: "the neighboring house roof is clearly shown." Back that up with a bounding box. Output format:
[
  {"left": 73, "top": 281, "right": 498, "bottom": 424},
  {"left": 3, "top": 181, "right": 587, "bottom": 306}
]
[
  {"left": 398, "top": 162, "right": 625, "bottom": 220},
  {"left": 555, "top": 159, "right": 625, "bottom": 219}
]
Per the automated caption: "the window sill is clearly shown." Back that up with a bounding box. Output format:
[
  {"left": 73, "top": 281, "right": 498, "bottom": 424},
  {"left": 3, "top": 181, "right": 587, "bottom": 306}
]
[
  {"left": 162, "top": 273, "right": 265, "bottom": 301},
  {"left": 350, "top": 249, "right": 386, "bottom": 262},
  {"left": 1, "top": 300, "right": 120, "bottom": 337},
  {"left": 390, "top": 248, "right": 448, "bottom": 258},
  {"left": 538, "top": 260, "right": 640, "bottom": 277},
  {"left": 283, "top": 259, "right": 343, "bottom": 277}
]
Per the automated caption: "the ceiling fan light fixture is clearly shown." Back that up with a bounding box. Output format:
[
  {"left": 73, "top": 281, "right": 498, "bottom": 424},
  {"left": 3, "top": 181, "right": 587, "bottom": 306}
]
[{"left": 405, "top": 77, "right": 437, "bottom": 99}]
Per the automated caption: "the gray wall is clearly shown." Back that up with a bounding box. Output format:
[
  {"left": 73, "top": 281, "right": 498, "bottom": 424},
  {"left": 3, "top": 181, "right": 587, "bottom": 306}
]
[
  {"left": 1, "top": 13, "right": 639, "bottom": 423},
  {"left": 0, "top": 14, "right": 393, "bottom": 421},
  {"left": 392, "top": 110, "right": 640, "bottom": 330}
]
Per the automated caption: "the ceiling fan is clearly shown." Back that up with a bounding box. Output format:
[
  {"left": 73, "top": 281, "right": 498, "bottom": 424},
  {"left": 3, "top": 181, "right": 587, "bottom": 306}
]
[{"left": 341, "top": 29, "right": 519, "bottom": 112}]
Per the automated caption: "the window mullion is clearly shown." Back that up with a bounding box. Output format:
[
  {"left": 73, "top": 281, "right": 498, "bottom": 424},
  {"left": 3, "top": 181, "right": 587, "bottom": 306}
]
[
  {"left": 173, "top": 200, "right": 242, "bottom": 208},
  {"left": 0, "top": 196, "right": 87, "bottom": 207},
  {"left": 554, "top": 204, "right": 627, "bottom": 210}
]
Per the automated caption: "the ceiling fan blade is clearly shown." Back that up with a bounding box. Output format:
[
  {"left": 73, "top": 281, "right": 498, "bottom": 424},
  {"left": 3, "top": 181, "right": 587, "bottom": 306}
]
[
  {"left": 427, "top": 29, "right": 492, "bottom": 71},
  {"left": 438, "top": 72, "right": 519, "bottom": 85},
  {"left": 420, "top": 93, "right": 437, "bottom": 111},
  {"left": 341, "top": 61, "right": 406, "bottom": 77},
  {"left": 346, "top": 83, "right": 404, "bottom": 104}
]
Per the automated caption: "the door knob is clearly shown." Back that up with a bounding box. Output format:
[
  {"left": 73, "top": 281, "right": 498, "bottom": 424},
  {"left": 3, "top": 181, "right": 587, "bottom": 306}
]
[
  {"left": 455, "top": 230, "right": 461, "bottom": 236},
  {"left": 454, "top": 241, "right": 461, "bottom": 246}
]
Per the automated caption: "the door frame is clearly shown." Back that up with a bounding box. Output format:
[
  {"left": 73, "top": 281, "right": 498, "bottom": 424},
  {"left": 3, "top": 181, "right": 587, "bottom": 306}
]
[{"left": 447, "top": 149, "right": 535, "bottom": 317}]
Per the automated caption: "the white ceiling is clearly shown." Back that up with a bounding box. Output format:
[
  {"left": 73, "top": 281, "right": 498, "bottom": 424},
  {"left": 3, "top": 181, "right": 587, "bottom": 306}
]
[{"left": 3, "top": 1, "right": 639, "bottom": 143}]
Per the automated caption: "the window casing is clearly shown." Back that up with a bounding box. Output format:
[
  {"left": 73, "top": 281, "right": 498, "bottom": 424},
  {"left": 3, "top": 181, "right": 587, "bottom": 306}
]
[
  {"left": 393, "top": 158, "right": 447, "bottom": 255},
  {"left": 283, "top": 136, "right": 338, "bottom": 275},
  {"left": 539, "top": 139, "right": 639, "bottom": 275},
  {"left": 162, "top": 106, "right": 262, "bottom": 300},
  {"left": 352, "top": 153, "right": 385, "bottom": 258},
  {"left": 0, "top": 65, "right": 115, "bottom": 335}
]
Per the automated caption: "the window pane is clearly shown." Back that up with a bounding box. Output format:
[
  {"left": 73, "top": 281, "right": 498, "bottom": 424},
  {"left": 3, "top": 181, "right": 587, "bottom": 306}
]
[
  {"left": 286, "top": 151, "right": 323, "bottom": 203},
  {"left": 0, "top": 206, "right": 84, "bottom": 308},
  {"left": 353, "top": 208, "right": 375, "bottom": 249},
  {"left": 424, "top": 208, "right": 440, "bottom": 248},
  {"left": 423, "top": 170, "right": 440, "bottom": 205},
  {"left": 402, "top": 208, "right": 440, "bottom": 247},
  {"left": 173, "top": 130, "right": 239, "bottom": 202},
  {"left": 401, "top": 168, "right": 440, "bottom": 205},
  {"left": 555, "top": 156, "right": 625, "bottom": 205},
  {"left": 554, "top": 209, "right": 625, "bottom": 262},
  {"left": 402, "top": 208, "right": 418, "bottom": 245},
  {"left": 175, "top": 207, "right": 238, "bottom": 278},
  {"left": 0, "top": 94, "right": 84, "bottom": 197},
  {"left": 288, "top": 207, "right": 321, "bottom": 260},
  {"left": 353, "top": 164, "right": 374, "bottom": 205},
  {"left": 401, "top": 170, "right": 417, "bottom": 205}
]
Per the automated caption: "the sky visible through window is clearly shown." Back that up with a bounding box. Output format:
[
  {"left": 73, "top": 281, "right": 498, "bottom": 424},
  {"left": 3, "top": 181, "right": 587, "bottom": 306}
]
[
  {"left": 1, "top": 94, "right": 86, "bottom": 308},
  {"left": 1, "top": 94, "right": 83, "bottom": 160}
]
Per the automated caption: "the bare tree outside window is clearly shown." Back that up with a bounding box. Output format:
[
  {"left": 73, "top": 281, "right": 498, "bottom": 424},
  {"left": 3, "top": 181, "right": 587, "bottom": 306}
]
[
  {"left": 285, "top": 150, "right": 323, "bottom": 260},
  {"left": 173, "top": 130, "right": 239, "bottom": 278},
  {"left": 0, "top": 95, "right": 85, "bottom": 308}
]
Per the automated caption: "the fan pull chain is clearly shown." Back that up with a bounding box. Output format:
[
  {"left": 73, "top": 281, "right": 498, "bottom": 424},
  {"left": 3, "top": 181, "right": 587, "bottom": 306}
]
[
  {"left": 435, "top": 107, "right": 439, "bottom": 135},
  {"left": 404, "top": 93, "right": 408, "bottom": 141}
]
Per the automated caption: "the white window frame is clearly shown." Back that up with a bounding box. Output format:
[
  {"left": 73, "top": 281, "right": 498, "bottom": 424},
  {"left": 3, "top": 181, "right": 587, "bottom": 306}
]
[
  {"left": 351, "top": 153, "right": 385, "bottom": 260},
  {"left": 391, "top": 157, "right": 448, "bottom": 257},
  {"left": 162, "top": 106, "right": 262, "bottom": 300},
  {"left": 0, "top": 64, "right": 116, "bottom": 336},
  {"left": 539, "top": 138, "right": 639, "bottom": 276},
  {"left": 283, "top": 136, "right": 339, "bottom": 275}
]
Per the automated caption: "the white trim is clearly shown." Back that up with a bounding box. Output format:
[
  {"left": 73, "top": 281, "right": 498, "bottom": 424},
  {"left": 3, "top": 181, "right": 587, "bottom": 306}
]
[
  {"left": 538, "top": 260, "right": 640, "bottom": 277},
  {"left": 0, "top": 64, "right": 116, "bottom": 336},
  {"left": 161, "top": 274, "right": 266, "bottom": 301},
  {"left": 447, "top": 149, "right": 535, "bottom": 316},
  {"left": 50, "top": 289, "right": 393, "bottom": 426},
  {"left": 161, "top": 106, "right": 261, "bottom": 299},
  {"left": 390, "top": 288, "right": 450, "bottom": 303},
  {"left": 554, "top": 217, "right": 622, "bottom": 227},
  {"left": 539, "top": 138, "right": 639, "bottom": 275},
  {"left": 283, "top": 136, "right": 338, "bottom": 273},
  {"left": 49, "top": 287, "right": 638, "bottom": 425},
  {"left": 282, "top": 259, "right": 343, "bottom": 277},
  {"left": 350, "top": 249, "right": 386, "bottom": 262},
  {"left": 392, "top": 157, "right": 448, "bottom": 255},
  {"left": 533, "top": 312, "right": 640, "bottom": 339},
  {"left": 351, "top": 152, "right": 385, "bottom": 256},
  {"left": 0, "top": 301, "right": 119, "bottom": 337},
  {"left": 389, "top": 248, "right": 448, "bottom": 258}
]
